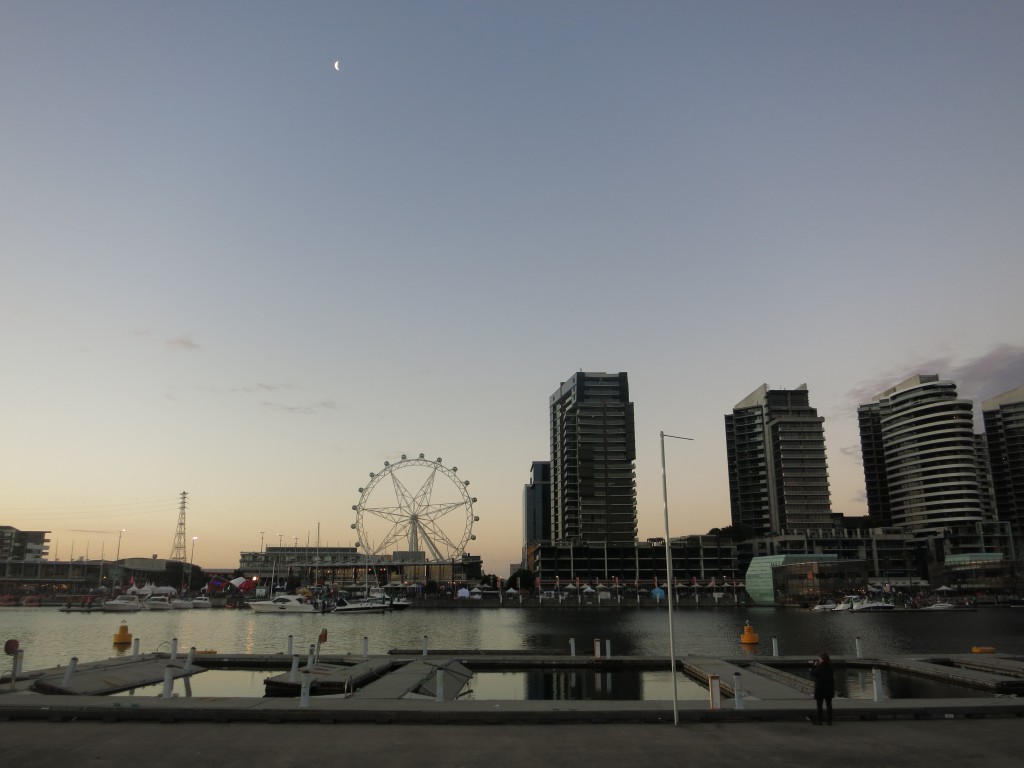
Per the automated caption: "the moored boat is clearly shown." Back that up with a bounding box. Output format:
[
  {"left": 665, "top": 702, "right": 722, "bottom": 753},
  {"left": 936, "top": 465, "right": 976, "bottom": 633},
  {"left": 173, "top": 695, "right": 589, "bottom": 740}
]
[
  {"left": 332, "top": 596, "right": 393, "bottom": 614},
  {"left": 191, "top": 596, "right": 213, "bottom": 609},
  {"left": 103, "top": 594, "right": 144, "bottom": 612},
  {"left": 249, "top": 594, "right": 317, "bottom": 614},
  {"left": 143, "top": 595, "right": 174, "bottom": 610}
]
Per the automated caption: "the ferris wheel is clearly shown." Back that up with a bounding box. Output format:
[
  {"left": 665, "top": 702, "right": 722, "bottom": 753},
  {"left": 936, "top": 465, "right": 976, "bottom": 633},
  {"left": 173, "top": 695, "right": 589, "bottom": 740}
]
[{"left": 351, "top": 454, "right": 478, "bottom": 561}]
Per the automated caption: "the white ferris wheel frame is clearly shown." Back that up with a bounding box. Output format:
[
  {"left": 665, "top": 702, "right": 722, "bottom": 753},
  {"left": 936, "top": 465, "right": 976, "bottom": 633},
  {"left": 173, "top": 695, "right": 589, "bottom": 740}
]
[{"left": 352, "top": 456, "right": 477, "bottom": 562}]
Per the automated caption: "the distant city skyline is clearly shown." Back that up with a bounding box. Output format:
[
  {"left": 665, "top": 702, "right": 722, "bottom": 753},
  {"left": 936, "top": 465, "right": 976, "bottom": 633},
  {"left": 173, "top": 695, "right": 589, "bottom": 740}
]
[{"left": 3, "top": 3, "right": 1023, "bottom": 573}]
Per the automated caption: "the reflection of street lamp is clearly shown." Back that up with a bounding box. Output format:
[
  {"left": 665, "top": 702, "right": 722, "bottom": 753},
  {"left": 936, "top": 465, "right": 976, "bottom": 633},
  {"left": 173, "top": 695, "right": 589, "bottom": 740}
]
[
  {"left": 188, "top": 536, "right": 198, "bottom": 595},
  {"left": 660, "top": 430, "right": 693, "bottom": 727}
]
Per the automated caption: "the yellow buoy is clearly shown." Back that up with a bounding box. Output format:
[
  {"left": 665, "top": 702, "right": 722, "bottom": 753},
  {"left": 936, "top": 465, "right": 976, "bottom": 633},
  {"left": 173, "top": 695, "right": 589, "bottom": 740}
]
[
  {"left": 739, "top": 620, "right": 759, "bottom": 644},
  {"left": 971, "top": 646, "right": 996, "bottom": 654},
  {"left": 112, "top": 620, "right": 132, "bottom": 646}
]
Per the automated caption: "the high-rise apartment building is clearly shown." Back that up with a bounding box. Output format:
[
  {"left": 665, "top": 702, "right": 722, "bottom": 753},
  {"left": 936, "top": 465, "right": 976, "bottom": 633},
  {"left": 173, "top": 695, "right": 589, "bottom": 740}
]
[
  {"left": 983, "top": 386, "right": 1024, "bottom": 546},
  {"left": 523, "top": 461, "right": 551, "bottom": 545},
  {"left": 549, "top": 372, "right": 637, "bottom": 544},
  {"left": 858, "top": 374, "right": 982, "bottom": 534},
  {"left": 724, "top": 384, "right": 833, "bottom": 537}
]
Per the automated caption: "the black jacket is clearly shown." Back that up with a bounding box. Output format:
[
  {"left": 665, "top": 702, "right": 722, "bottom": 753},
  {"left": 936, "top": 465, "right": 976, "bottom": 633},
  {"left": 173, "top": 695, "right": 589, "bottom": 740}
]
[{"left": 811, "top": 660, "right": 835, "bottom": 698}]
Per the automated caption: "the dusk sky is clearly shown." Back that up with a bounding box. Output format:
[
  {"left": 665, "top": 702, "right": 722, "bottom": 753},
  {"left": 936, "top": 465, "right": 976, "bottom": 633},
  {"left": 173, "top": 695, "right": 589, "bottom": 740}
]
[{"left": 3, "top": 2, "right": 1023, "bottom": 574}]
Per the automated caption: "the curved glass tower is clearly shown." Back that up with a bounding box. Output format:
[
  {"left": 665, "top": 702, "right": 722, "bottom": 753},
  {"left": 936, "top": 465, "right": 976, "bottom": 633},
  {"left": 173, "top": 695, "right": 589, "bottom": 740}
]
[{"left": 858, "top": 375, "right": 982, "bottom": 534}]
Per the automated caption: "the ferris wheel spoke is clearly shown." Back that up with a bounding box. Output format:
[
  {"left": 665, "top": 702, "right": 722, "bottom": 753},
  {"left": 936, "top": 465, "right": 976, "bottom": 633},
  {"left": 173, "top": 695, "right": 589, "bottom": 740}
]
[
  {"left": 411, "top": 469, "right": 439, "bottom": 509},
  {"left": 361, "top": 506, "right": 409, "bottom": 525},
  {"left": 412, "top": 518, "right": 449, "bottom": 561},
  {"left": 418, "top": 501, "right": 466, "bottom": 523},
  {"left": 417, "top": 518, "right": 459, "bottom": 551},
  {"left": 388, "top": 472, "right": 418, "bottom": 513}
]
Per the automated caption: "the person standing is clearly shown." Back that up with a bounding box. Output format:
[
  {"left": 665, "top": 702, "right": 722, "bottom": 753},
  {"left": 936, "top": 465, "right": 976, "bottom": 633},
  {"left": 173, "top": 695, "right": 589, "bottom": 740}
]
[{"left": 810, "top": 652, "right": 835, "bottom": 725}]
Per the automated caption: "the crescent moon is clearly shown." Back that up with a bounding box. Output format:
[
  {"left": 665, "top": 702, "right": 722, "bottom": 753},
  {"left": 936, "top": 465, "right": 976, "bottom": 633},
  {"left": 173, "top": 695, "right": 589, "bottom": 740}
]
[{"left": 333, "top": 60, "right": 341, "bottom": 71}]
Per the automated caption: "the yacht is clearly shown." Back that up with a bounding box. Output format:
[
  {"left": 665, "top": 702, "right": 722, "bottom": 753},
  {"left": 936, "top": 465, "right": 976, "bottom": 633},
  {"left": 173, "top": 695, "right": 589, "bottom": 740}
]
[
  {"left": 332, "top": 596, "right": 393, "bottom": 614},
  {"left": 143, "top": 595, "right": 174, "bottom": 610},
  {"left": 249, "top": 594, "right": 318, "bottom": 614},
  {"left": 103, "top": 594, "right": 144, "bottom": 612},
  {"left": 191, "top": 596, "right": 213, "bottom": 609}
]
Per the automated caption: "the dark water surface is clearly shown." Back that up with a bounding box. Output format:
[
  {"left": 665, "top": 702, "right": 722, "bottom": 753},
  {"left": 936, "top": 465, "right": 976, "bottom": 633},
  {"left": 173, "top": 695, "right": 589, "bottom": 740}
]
[{"left": 4, "top": 604, "right": 1023, "bottom": 672}]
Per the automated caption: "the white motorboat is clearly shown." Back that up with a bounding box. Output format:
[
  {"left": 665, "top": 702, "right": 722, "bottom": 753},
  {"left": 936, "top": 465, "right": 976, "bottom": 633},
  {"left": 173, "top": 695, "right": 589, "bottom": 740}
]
[
  {"left": 143, "top": 595, "right": 174, "bottom": 610},
  {"left": 249, "top": 594, "right": 317, "bottom": 614},
  {"left": 831, "top": 597, "right": 855, "bottom": 612},
  {"left": 191, "top": 596, "right": 213, "bottom": 609},
  {"left": 103, "top": 594, "right": 144, "bottom": 612},
  {"left": 333, "top": 597, "right": 393, "bottom": 614},
  {"left": 811, "top": 600, "right": 838, "bottom": 612},
  {"left": 851, "top": 597, "right": 896, "bottom": 611},
  {"left": 920, "top": 601, "right": 957, "bottom": 611},
  {"left": 171, "top": 599, "right": 193, "bottom": 609}
]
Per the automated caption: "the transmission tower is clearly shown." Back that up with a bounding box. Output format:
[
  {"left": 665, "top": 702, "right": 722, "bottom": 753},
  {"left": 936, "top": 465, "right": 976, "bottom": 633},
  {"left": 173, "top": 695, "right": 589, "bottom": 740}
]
[{"left": 170, "top": 491, "right": 188, "bottom": 561}]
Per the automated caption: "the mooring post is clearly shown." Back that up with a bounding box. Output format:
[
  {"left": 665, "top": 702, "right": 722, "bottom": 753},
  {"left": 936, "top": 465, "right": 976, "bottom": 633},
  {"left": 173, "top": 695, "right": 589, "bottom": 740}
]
[
  {"left": 170, "top": 638, "right": 178, "bottom": 661},
  {"left": 593, "top": 638, "right": 601, "bottom": 658},
  {"left": 733, "top": 672, "right": 744, "bottom": 710},
  {"left": 287, "top": 635, "right": 294, "bottom": 655},
  {"left": 13, "top": 649, "right": 24, "bottom": 681},
  {"left": 307, "top": 644, "right": 315, "bottom": 668},
  {"left": 132, "top": 638, "right": 140, "bottom": 658},
  {"left": 436, "top": 668, "right": 445, "bottom": 702},
  {"left": 61, "top": 657, "right": 78, "bottom": 688},
  {"left": 299, "top": 669, "right": 311, "bottom": 708},
  {"left": 772, "top": 636, "right": 780, "bottom": 656},
  {"left": 856, "top": 637, "right": 864, "bottom": 659},
  {"left": 605, "top": 639, "right": 612, "bottom": 658},
  {"left": 569, "top": 638, "right": 576, "bottom": 656},
  {"left": 872, "top": 668, "right": 885, "bottom": 702},
  {"left": 185, "top": 647, "right": 196, "bottom": 671},
  {"left": 423, "top": 635, "right": 429, "bottom": 656},
  {"left": 363, "top": 636, "right": 369, "bottom": 659},
  {"left": 161, "top": 666, "right": 174, "bottom": 698},
  {"left": 289, "top": 654, "right": 300, "bottom": 683}
]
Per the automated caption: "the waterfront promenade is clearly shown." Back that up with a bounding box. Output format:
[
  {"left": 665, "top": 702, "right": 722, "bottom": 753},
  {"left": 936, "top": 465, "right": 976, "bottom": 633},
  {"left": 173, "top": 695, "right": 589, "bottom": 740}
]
[{"left": 1, "top": 719, "right": 1020, "bottom": 768}]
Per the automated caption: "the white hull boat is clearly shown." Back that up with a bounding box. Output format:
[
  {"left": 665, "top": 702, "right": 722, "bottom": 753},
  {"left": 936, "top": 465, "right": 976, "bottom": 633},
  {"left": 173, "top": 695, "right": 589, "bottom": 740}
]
[
  {"left": 333, "top": 597, "right": 393, "bottom": 614},
  {"left": 191, "top": 596, "right": 213, "bottom": 609},
  {"left": 250, "top": 595, "right": 317, "bottom": 613},
  {"left": 143, "top": 596, "right": 174, "bottom": 610},
  {"left": 103, "top": 595, "right": 144, "bottom": 612}
]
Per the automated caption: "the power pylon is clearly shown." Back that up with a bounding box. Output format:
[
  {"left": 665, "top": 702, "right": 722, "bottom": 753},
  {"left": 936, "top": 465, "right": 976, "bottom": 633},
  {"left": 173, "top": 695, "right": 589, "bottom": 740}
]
[{"left": 170, "top": 491, "right": 188, "bottom": 562}]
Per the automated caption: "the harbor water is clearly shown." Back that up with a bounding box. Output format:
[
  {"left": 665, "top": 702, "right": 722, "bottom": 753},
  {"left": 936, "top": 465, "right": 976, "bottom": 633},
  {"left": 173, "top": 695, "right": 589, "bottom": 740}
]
[{"left": 4, "top": 605, "right": 1024, "bottom": 700}]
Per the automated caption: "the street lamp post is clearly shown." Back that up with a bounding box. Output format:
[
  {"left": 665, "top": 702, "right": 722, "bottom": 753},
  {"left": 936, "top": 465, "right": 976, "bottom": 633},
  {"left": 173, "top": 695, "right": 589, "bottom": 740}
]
[
  {"left": 115, "top": 529, "right": 126, "bottom": 589},
  {"left": 188, "top": 536, "right": 198, "bottom": 596},
  {"left": 260, "top": 531, "right": 265, "bottom": 553},
  {"left": 660, "top": 430, "right": 693, "bottom": 727}
]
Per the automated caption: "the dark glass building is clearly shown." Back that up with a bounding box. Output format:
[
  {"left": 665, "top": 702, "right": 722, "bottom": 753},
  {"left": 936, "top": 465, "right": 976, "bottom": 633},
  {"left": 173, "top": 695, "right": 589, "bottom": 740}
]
[{"left": 549, "top": 372, "right": 637, "bottom": 544}]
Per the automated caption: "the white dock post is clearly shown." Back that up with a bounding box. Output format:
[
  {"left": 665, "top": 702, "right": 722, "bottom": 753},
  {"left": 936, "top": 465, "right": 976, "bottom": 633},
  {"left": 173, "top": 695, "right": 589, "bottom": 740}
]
[
  {"left": 289, "top": 654, "right": 300, "bottom": 683},
  {"left": 422, "top": 635, "right": 429, "bottom": 656},
  {"left": 708, "top": 674, "right": 722, "bottom": 710},
  {"left": 733, "top": 672, "right": 744, "bottom": 710},
  {"left": 299, "top": 669, "right": 311, "bottom": 708},
  {"left": 872, "top": 668, "right": 885, "bottom": 702},
  {"left": 13, "top": 649, "right": 24, "bottom": 681},
  {"left": 593, "top": 639, "right": 601, "bottom": 658},
  {"left": 170, "top": 638, "right": 178, "bottom": 661},
  {"left": 605, "top": 639, "right": 612, "bottom": 658},
  {"left": 287, "top": 635, "right": 294, "bottom": 655},
  {"left": 856, "top": 637, "right": 864, "bottom": 659},
  {"left": 436, "top": 669, "right": 445, "bottom": 702},
  {"left": 185, "top": 647, "right": 196, "bottom": 671},
  {"left": 132, "top": 638, "right": 140, "bottom": 658},
  {"left": 362, "top": 636, "right": 369, "bottom": 659},
  {"left": 161, "top": 666, "right": 174, "bottom": 698},
  {"left": 569, "top": 638, "right": 576, "bottom": 656},
  {"left": 307, "top": 644, "right": 315, "bottom": 668},
  {"left": 61, "top": 657, "right": 78, "bottom": 688},
  {"left": 772, "top": 636, "right": 779, "bottom": 656}
]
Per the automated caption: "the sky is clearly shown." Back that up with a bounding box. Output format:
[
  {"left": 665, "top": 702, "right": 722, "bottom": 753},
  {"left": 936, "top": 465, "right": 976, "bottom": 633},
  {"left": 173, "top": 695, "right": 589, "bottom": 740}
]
[{"left": 3, "top": 2, "right": 1023, "bottom": 574}]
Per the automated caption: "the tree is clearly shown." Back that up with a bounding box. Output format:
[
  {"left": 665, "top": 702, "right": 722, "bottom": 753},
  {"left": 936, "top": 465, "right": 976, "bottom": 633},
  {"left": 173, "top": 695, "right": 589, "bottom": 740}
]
[{"left": 508, "top": 568, "right": 535, "bottom": 592}]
